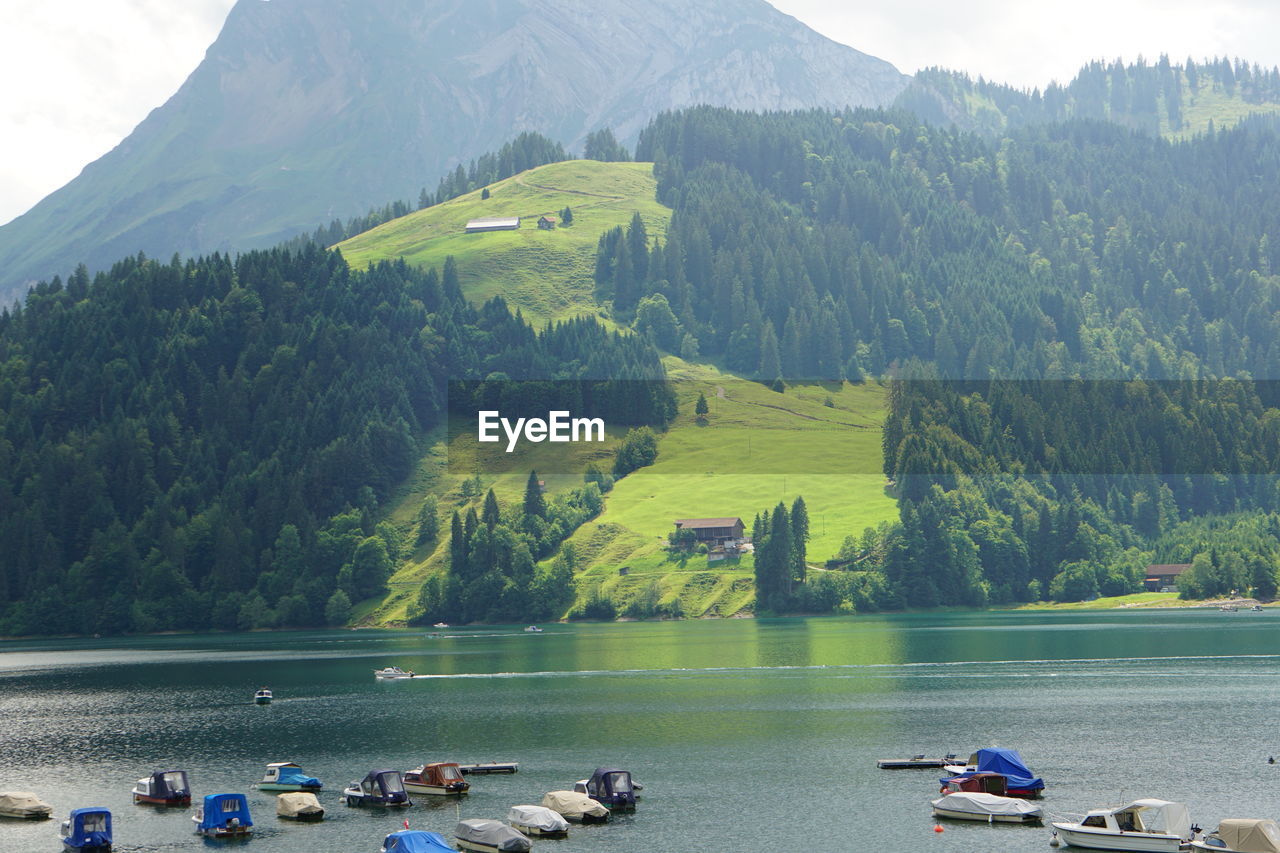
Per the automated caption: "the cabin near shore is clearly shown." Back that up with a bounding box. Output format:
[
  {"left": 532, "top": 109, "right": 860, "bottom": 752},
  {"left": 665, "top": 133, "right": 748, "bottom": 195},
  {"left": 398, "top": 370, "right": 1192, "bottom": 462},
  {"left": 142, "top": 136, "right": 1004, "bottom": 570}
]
[
  {"left": 1144, "top": 563, "right": 1190, "bottom": 592},
  {"left": 465, "top": 216, "right": 520, "bottom": 233}
]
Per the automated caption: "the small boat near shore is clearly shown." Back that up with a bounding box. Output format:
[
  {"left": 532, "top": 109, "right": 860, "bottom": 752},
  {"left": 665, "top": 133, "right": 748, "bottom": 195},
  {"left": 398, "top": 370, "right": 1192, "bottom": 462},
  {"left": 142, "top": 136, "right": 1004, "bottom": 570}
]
[
  {"left": 375, "top": 666, "right": 415, "bottom": 679},
  {"left": 60, "top": 807, "right": 112, "bottom": 851},
  {"left": 1190, "top": 818, "right": 1280, "bottom": 852},
  {"left": 454, "top": 819, "right": 532, "bottom": 852},
  {"left": 541, "top": 791, "right": 610, "bottom": 824},
  {"left": 507, "top": 804, "right": 569, "bottom": 838},
  {"left": 192, "top": 793, "right": 253, "bottom": 839},
  {"left": 131, "top": 770, "right": 191, "bottom": 806},
  {"left": 403, "top": 762, "right": 469, "bottom": 795},
  {"left": 931, "top": 792, "right": 1043, "bottom": 824},
  {"left": 256, "top": 761, "right": 322, "bottom": 791},
  {"left": 0, "top": 791, "right": 53, "bottom": 820},
  {"left": 1051, "top": 799, "right": 1194, "bottom": 851}
]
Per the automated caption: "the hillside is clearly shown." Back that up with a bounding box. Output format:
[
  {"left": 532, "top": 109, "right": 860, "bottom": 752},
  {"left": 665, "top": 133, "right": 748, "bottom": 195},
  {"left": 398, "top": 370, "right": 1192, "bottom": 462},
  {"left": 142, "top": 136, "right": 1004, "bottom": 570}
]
[
  {"left": 0, "top": 0, "right": 906, "bottom": 305},
  {"left": 337, "top": 160, "right": 670, "bottom": 325}
]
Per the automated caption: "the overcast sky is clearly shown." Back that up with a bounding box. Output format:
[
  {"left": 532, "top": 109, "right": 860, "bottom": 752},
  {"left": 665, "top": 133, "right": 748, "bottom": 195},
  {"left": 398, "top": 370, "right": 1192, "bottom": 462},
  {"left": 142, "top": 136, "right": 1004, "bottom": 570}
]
[{"left": 2, "top": 0, "right": 1279, "bottom": 225}]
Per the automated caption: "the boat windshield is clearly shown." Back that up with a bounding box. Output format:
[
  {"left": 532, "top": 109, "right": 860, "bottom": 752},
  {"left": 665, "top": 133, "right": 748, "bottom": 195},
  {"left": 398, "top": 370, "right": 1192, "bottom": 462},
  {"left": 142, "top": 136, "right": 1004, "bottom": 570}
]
[
  {"left": 222, "top": 798, "right": 244, "bottom": 813},
  {"left": 440, "top": 766, "right": 462, "bottom": 781},
  {"left": 163, "top": 772, "right": 188, "bottom": 791},
  {"left": 80, "top": 813, "right": 107, "bottom": 833},
  {"left": 607, "top": 772, "right": 632, "bottom": 793},
  {"left": 1083, "top": 815, "right": 1107, "bottom": 828},
  {"left": 380, "top": 773, "right": 406, "bottom": 794}
]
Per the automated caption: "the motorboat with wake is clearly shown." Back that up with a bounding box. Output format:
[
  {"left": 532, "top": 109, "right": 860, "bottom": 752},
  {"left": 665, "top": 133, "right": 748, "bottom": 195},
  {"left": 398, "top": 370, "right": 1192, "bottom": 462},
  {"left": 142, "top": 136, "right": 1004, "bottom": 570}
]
[
  {"left": 931, "top": 791, "right": 1043, "bottom": 823},
  {"left": 254, "top": 687, "right": 272, "bottom": 704},
  {"left": 1191, "top": 818, "right": 1280, "bottom": 852},
  {"left": 1051, "top": 799, "right": 1194, "bottom": 851},
  {"left": 132, "top": 770, "right": 191, "bottom": 806},
  {"left": 454, "top": 819, "right": 532, "bottom": 852},
  {"left": 375, "top": 666, "right": 415, "bottom": 679},
  {"left": 403, "top": 762, "right": 469, "bottom": 795}
]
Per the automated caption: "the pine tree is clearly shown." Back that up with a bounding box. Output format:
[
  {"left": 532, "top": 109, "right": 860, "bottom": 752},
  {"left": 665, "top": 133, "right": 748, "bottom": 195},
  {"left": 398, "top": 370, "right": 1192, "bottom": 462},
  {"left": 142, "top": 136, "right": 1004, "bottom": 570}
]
[
  {"left": 482, "top": 488, "right": 501, "bottom": 529},
  {"left": 523, "top": 470, "right": 546, "bottom": 519}
]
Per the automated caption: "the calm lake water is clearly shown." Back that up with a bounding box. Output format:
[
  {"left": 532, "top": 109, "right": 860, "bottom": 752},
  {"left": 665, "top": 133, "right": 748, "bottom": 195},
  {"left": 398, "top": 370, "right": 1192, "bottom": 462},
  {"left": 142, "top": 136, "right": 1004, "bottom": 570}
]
[{"left": 2, "top": 610, "right": 1279, "bottom": 852}]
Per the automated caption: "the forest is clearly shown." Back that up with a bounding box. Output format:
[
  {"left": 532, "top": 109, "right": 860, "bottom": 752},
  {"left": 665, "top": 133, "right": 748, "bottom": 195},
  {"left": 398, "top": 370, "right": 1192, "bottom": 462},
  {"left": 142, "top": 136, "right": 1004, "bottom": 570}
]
[{"left": 0, "top": 248, "right": 672, "bottom": 635}]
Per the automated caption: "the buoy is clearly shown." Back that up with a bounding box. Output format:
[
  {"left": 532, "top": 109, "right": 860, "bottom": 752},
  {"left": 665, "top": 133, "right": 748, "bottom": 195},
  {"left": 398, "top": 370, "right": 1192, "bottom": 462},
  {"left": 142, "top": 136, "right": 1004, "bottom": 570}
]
[
  {"left": 933, "top": 824, "right": 944, "bottom": 833},
  {"left": 1050, "top": 833, "right": 1061, "bottom": 847}
]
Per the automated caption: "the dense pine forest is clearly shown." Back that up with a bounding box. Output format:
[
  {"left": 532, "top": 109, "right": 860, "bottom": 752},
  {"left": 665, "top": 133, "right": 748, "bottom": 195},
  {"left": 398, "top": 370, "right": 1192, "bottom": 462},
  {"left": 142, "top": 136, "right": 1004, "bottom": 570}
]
[{"left": 0, "top": 248, "right": 671, "bottom": 635}]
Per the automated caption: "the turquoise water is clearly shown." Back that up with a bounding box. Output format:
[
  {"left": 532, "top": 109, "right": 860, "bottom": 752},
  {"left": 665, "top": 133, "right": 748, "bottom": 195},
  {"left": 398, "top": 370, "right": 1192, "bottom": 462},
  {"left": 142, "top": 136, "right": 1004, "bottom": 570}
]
[{"left": 2, "top": 610, "right": 1279, "bottom": 852}]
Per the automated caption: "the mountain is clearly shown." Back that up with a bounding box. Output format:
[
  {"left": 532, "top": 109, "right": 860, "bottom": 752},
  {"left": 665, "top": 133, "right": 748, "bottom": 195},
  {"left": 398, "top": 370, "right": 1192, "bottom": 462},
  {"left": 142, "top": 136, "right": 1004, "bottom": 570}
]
[{"left": 0, "top": 0, "right": 907, "bottom": 304}]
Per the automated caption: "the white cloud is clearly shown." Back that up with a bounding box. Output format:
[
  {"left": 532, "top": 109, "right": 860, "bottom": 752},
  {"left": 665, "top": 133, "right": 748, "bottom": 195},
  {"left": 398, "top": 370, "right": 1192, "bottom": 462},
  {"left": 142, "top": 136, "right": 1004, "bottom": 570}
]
[{"left": 3, "top": 1, "right": 1280, "bottom": 226}]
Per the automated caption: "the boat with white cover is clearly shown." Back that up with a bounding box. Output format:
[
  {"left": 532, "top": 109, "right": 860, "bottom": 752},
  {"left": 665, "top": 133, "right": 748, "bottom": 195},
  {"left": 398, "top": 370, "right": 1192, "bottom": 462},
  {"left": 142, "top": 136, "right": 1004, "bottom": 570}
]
[
  {"left": 1191, "top": 818, "right": 1280, "bottom": 852},
  {"left": 1052, "top": 799, "right": 1194, "bottom": 851},
  {"left": 275, "top": 792, "right": 324, "bottom": 821},
  {"left": 541, "top": 790, "right": 609, "bottom": 823},
  {"left": 931, "top": 791, "right": 1043, "bottom": 823},
  {"left": 454, "top": 818, "right": 532, "bottom": 852},
  {"left": 507, "top": 804, "right": 569, "bottom": 837}
]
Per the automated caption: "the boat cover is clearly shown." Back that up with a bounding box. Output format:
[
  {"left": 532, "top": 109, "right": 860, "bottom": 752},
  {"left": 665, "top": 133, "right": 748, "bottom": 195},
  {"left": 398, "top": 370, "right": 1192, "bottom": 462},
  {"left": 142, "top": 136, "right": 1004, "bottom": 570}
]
[
  {"left": 933, "top": 792, "right": 1042, "bottom": 817},
  {"left": 507, "top": 805, "right": 569, "bottom": 832},
  {"left": 63, "top": 808, "right": 111, "bottom": 847},
  {"left": 276, "top": 792, "right": 324, "bottom": 818},
  {"left": 141, "top": 770, "right": 190, "bottom": 799},
  {"left": 455, "top": 818, "right": 532, "bottom": 851},
  {"left": 272, "top": 764, "right": 322, "bottom": 788},
  {"left": 541, "top": 790, "right": 609, "bottom": 819},
  {"left": 1215, "top": 819, "right": 1280, "bottom": 853},
  {"left": 1126, "top": 799, "right": 1192, "bottom": 838},
  {"left": 382, "top": 830, "right": 457, "bottom": 852},
  {"left": 586, "top": 767, "right": 636, "bottom": 805},
  {"left": 962, "top": 748, "right": 1044, "bottom": 791},
  {"left": 0, "top": 791, "right": 52, "bottom": 817},
  {"left": 197, "top": 793, "right": 253, "bottom": 831}
]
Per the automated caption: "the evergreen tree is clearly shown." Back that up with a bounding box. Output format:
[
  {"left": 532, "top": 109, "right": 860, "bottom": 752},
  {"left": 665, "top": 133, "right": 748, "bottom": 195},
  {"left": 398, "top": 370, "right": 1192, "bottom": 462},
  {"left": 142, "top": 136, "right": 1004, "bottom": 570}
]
[{"left": 523, "top": 471, "right": 546, "bottom": 519}]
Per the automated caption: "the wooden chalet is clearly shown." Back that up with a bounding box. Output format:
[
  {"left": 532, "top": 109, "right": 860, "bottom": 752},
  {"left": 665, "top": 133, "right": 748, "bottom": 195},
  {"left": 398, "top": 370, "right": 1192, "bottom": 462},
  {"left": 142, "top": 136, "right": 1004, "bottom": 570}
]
[{"left": 673, "top": 517, "right": 745, "bottom": 545}]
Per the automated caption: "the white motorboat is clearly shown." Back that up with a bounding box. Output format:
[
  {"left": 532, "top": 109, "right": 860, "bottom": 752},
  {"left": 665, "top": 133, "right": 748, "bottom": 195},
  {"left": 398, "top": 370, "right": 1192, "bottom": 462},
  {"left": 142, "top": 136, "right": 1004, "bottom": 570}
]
[
  {"left": 931, "top": 791, "right": 1042, "bottom": 823},
  {"left": 1191, "top": 818, "right": 1280, "bottom": 852},
  {"left": 1052, "top": 799, "right": 1194, "bottom": 851},
  {"left": 374, "top": 666, "right": 415, "bottom": 679},
  {"left": 523, "top": 626, "right": 543, "bottom": 633},
  {"left": 507, "top": 804, "right": 569, "bottom": 837}
]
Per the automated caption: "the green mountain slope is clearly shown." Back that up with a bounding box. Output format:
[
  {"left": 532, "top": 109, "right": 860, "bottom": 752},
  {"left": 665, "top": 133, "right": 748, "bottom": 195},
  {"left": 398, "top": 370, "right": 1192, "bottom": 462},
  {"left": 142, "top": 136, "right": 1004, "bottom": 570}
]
[{"left": 337, "top": 160, "right": 670, "bottom": 325}]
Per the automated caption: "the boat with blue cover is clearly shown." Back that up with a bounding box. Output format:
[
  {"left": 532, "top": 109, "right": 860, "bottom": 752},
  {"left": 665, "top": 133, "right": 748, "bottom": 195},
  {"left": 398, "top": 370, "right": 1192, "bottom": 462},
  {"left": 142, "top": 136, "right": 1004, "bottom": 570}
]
[
  {"left": 256, "top": 762, "right": 322, "bottom": 791},
  {"left": 61, "top": 808, "right": 112, "bottom": 852},
  {"left": 943, "top": 747, "right": 1045, "bottom": 798},
  {"left": 381, "top": 830, "right": 459, "bottom": 852},
  {"left": 192, "top": 793, "right": 253, "bottom": 839},
  {"left": 576, "top": 768, "right": 636, "bottom": 811},
  {"left": 343, "top": 770, "right": 412, "bottom": 807}
]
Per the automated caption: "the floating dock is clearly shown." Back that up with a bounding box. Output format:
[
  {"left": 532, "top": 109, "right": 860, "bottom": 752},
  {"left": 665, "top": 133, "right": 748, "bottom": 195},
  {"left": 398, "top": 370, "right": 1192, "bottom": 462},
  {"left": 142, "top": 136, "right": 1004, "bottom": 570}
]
[
  {"left": 458, "top": 762, "right": 519, "bottom": 775},
  {"left": 876, "top": 755, "right": 959, "bottom": 769}
]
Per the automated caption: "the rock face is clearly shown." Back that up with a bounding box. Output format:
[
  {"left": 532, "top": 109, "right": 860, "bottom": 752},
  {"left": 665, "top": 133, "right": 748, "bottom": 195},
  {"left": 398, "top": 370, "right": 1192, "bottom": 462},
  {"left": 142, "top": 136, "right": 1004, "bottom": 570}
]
[{"left": 0, "top": 0, "right": 905, "bottom": 301}]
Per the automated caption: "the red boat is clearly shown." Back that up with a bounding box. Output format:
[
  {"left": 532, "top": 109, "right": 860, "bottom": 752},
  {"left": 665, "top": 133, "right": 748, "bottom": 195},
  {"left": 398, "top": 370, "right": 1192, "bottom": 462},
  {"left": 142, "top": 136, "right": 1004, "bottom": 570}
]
[
  {"left": 940, "top": 772, "right": 1007, "bottom": 796},
  {"left": 132, "top": 769, "right": 191, "bottom": 805}
]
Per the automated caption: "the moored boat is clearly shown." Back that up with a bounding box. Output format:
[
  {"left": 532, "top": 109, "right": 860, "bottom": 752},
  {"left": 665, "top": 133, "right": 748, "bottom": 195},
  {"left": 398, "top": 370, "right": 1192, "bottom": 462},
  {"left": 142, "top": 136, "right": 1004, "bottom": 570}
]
[
  {"left": 454, "top": 819, "right": 532, "bottom": 852},
  {"left": 343, "top": 770, "right": 412, "bottom": 807},
  {"left": 381, "top": 830, "right": 459, "bottom": 852},
  {"left": 577, "top": 767, "right": 636, "bottom": 811},
  {"left": 403, "top": 762, "right": 469, "bottom": 795},
  {"left": 1051, "top": 799, "right": 1194, "bottom": 851},
  {"left": 192, "top": 793, "right": 253, "bottom": 839},
  {"left": 931, "top": 791, "right": 1043, "bottom": 824},
  {"left": 374, "top": 666, "right": 415, "bottom": 679},
  {"left": 131, "top": 769, "right": 191, "bottom": 806},
  {"left": 541, "top": 790, "right": 609, "bottom": 824},
  {"left": 60, "top": 808, "right": 112, "bottom": 851},
  {"left": 940, "top": 771, "right": 1007, "bottom": 795},
  {"left": 276, "top": 792, "right": 324, "bottom": 821},
  {"left": 256, "top": 761, "right": 322, "bottom": 791},
  {"left": 0, "top": 791, "right": 53, "bottom": 819},
  {"left": 878, "top": 753, "right": 959, "bottom": 769},
  {"left": 1190, "top": 818, "right": 1280, "bottom": 852},
  {"left": 254, "top": 687, "right": 272, "bottom": 704},
  {"left": 458, "top": 762, "right": 518, "bottom": 775},
  {"left": 507, "top": 805, "right": 569, "bottom": 838},
  {"left": 943, "top": 747, "right": 1045, "bottom": 798}
]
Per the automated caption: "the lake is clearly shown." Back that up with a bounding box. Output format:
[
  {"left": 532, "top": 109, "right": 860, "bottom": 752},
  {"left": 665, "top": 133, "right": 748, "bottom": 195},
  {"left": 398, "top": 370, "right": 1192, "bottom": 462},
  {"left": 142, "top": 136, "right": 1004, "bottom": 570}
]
[{"left": 1, "top": 609, "right": 1278, "bottom": 852}]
